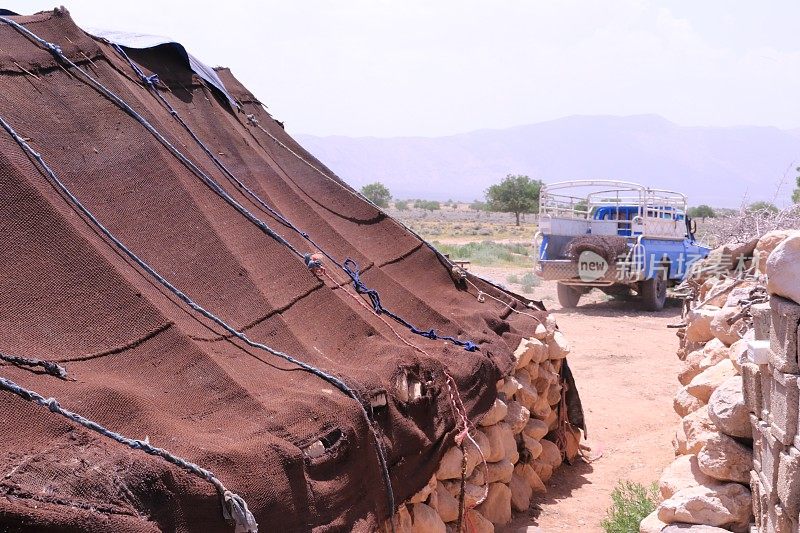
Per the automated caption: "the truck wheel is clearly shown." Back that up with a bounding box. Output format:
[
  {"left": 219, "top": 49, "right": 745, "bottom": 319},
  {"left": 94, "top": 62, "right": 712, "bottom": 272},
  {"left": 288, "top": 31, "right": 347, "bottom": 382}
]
[
  {"left": 640, "top": 273, "right": 667, "bottom": 311},
  {"left": 557, "top": 283, "right": 582, "bottom": 308}
]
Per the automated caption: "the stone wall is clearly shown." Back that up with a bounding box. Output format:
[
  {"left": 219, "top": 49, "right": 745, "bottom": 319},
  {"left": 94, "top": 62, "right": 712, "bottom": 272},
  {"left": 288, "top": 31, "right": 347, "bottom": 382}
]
[
  {"left": 385, "top": 316, "right": 581, "bottom": 533},
  {"left": 642, "top": 229, "right": 800, "bottom": 533},
  {"left": 749, "top": 295, "right": 800, "bottom": 532}
]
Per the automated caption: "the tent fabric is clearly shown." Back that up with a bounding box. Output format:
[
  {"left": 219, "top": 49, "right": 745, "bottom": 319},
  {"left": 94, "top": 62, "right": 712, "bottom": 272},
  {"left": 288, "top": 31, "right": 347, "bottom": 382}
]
[
  {"left": 0, "top": 8, "right": 549, "bottom": 532},
  {"left": 83, "top": 28, "right": 239, "bottom": 110}
]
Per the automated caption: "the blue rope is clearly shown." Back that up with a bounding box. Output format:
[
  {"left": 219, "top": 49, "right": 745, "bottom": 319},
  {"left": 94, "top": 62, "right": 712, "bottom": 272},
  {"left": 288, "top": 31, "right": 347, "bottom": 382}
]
[
  {"left": 0, "top": 374, "right": 258, "bottom": 532},
  {"left": 108, "top": 44, "right": 477, "bottom": 353},
  {"left": 0, "top": 74, "right": 394, "bottom": 525},
  {"left": 342, "top": 259, "right": 477, "bottom": 351}
]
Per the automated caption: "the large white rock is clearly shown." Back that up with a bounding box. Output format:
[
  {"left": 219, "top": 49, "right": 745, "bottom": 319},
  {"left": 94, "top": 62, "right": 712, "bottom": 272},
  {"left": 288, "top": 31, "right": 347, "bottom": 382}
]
[
  {"left": 657, "top": 483, "right": 752, "bottom": 532},
  {"left": 409, "top": 474, "right": 438, "bottom": 503},
  {"left": 509, "top": 472, "right": 533, "bottom": 512},
  {"left": 661, "top": 525, "right": 733, "bottom": 532},
  {"left": 538, "top": 439, "right": 562, "bottom": 468},
  {"left": 410, "top": 503, "right": 446, "bottom": 533},
  {"left": 547, "top": 331, "right": 570, "bottom": 359},
  {"left": 497, "top": 376, "right": 522, "bottom": 398},
  {"left": 476, "top": 482, "right": 512, "bottom": 525},
  {"left": 707, "top": 376, "right": 750, "bottom": 439},
  {"left": 485, "top": 459, "right": 514, "bottom": 484},
  {"left": 755, "top": 229, "right": 794, "bottom": 273},
  {"left": 521, "top": 433, "right": 543, "bottom": 460},
  {"left": 464, "top": 509, "right": 494, "bottom": 533},
  {"left": 530, "top": 457, "right": 553, "bottom": 482},
  {"left": 436, "top": 446, "right": 468, "bottom": 480},
  {"left": 659, "top": 454, "right": 721, "bottom": 499},
  {"left": 696, "top": 433, "right": 752, "bottom": 484},
  {"left": 639, "top": 510, "right": 668, "bottom": 533},
  {"left": 513, "top": 339, "right": 536, "bottom": 369},
  {"left": 430, "top": 482, "right": 458, "bottom": 523},
  {"left": 527, "top": 338, "right": 549, "bottom": 364},
  {"left": 480, "top": 398, "right": 508, "bottom": 427},
  {"left": 503, "top": 400, "right": 531, "bottom": 434},
  {"left": 441, "top": 481, "right": 484, "bottom": 508},
  {"left": 482, "top": 423, "right": 518, "bottom": 464},
  {"left": 766, "top": 232, "right": 800, "bottom": 303},
  {"left": 686, "top": 359, "right": 738, "bottom": 403},
  {"left": 709, "top": 308, "right": 745, "bottom": 346},
  {"left": 523, "top": 418, "right": 549, "bottom": 441},
  {"left": 514, "top": 462, "right": 546, "bottom": 493},
  {"left": 682, "top": 406, "right": 720, "bottom": 454},
  {"left": 727, "top": 339, "right": 748, "bottom": 373},
  {"left": 678, "top": 340, "right": 728, "bottom": 386},
  {"left": 685, "top": 307, "right": 719, "bottom": 344},
  {"left": 674, "top": 386, "right": 706, "bottom": 417}
]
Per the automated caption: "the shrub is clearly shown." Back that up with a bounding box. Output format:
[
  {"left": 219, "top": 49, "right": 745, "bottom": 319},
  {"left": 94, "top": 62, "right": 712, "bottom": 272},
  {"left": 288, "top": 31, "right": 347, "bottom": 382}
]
[
  {"left": 600, "top": 481, "right": 659, "bottom": 533},
  {"left": 414, "top": 200, "right": 441, "bottom": 211},
  {"left": 434, "top": 241, "right": 533, "bottom": 266},
  {"left": 395, "top": 200, "right": 409, "bottom": 210},
  {"left": 506, "top": 274, "right": 520, "bottom": 284},
  {"left": 360, "top": 182, "right": 391, "bottom": 207}
]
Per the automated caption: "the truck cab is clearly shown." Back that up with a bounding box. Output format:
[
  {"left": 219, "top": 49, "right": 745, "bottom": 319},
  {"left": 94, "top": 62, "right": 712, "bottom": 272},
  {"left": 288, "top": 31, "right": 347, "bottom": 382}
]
[{"left": 533, "top": 180, "right": 710, "bottom": 310}]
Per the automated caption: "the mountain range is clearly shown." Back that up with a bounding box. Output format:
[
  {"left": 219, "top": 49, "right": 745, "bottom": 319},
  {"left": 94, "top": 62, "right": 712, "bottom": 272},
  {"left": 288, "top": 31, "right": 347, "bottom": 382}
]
[{"left": 295, "top": 115, "right": 800, "bottom": 208}]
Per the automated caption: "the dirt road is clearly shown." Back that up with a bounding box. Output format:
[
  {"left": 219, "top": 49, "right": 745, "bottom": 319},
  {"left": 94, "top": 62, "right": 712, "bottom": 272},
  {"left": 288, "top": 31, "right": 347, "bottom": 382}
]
[{"left": 472, "top": 269, "right": 683, "bottom": 532}]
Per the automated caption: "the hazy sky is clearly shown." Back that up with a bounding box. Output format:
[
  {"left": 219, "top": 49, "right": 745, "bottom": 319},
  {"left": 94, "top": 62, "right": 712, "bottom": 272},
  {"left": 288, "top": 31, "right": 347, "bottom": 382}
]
[{"left": 8, "top": 1, "right": 800, "bottom": 137}]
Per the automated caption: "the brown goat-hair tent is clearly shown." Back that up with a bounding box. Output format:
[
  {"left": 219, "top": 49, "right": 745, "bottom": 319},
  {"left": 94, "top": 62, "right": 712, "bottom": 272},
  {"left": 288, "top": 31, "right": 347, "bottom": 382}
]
[{"left": 0, "top": 8, "right": 553, "bottom": 532}]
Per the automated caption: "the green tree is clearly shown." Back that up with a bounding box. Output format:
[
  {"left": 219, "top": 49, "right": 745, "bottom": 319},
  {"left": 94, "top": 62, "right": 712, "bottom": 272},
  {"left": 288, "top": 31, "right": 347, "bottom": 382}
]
[
  {"left": 792, "top": 167, "right": 800, "bottom": 204},
  {"left": 687, "top": 204, "right": 716, "bottom": 219},
  {"left": 747, "top": 201, "right": 779, "bottom": 214},
  {"left": 414, "top": 199, "right": 440, "bottom": 211},
  {"left": 485, "top": 174, "right": 543, "bottom": 226},
  {"left": 394, "top": 200, "right": 409, "bottom": 210},
  {"left": 360, "top": 182, "right": 391, "bottom": 207}
]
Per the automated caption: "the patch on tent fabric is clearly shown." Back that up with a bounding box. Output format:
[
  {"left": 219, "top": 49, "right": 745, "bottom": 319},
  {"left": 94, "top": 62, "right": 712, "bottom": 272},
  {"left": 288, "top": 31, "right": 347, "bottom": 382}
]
[{"left": 302, "top": 427, "right": 347, "bottom": 464}]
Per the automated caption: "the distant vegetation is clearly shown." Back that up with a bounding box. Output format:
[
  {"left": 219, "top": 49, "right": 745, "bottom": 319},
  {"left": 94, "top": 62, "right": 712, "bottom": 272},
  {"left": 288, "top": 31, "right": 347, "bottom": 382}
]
[
  {"left": 394, "top": 200, "right": 409, "bottom": 210},
  {"left": 360, "top": 182, "right": 391, "bottom": 207},
  {"left": 414, "top": 199, "right": 441, "bottom": 211},
  {"left": 793, "top": 166, "right": 800, "bottom": 204},
  {"left": 433, "top": 240, "right": 532, "bottom": 266},
  {"left": 485, "top": 174, "right": 543, "bottom": 226},
  {"left": 687, "top": 204, "right": 716, "bottom": 219},
  {"left": 747, "top": 201, "right": 779, "bottom": 214}
]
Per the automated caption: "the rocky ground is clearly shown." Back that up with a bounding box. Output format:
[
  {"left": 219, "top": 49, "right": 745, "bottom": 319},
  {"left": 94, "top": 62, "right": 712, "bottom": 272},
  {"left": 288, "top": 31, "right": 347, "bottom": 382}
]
[{"left": 470, "top": 272, "right": 685, "bottom": 532}]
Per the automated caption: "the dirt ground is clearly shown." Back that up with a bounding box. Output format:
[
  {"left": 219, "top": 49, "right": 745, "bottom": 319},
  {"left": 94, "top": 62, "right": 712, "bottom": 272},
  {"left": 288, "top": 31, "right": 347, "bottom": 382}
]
[{"left": 472, "top": 267, "right": 683, "bottom": 532}]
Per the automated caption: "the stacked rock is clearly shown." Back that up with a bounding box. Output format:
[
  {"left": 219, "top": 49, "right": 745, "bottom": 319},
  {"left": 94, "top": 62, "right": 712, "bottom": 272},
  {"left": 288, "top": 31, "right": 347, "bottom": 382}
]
[
  {"left": 642, "top": 230, "right": 800, "bottom": 533},
  {"left": 386, "top": 316, "right": 578, "bottom": 533}
]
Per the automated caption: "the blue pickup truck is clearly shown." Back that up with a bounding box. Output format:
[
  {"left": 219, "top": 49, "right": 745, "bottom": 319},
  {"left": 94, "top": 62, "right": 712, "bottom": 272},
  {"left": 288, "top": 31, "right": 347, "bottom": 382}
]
[{"left": 533, "top": 180, "right": 711, "bottom": 310}]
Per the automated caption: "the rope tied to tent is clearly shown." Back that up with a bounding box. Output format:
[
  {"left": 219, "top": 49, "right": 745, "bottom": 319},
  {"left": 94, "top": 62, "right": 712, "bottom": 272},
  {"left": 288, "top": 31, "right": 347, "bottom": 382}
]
[
  {"left": 0, "top": 374, "right": 258, "bottom": 532},
  {"left": 0, "top": 102, "right": 397, "bottom": 532},
  {"left": 0, "top": 352, "right": 69, "bottom": 380},
  {"left": 342, "top": 259, "right": 477, "bottom": 351},
  {"left": 304, "top": 252, "right": 325, "bottom": 276},
  {"left": 110, "top": 42, "right": 480, "bottom": 354}
]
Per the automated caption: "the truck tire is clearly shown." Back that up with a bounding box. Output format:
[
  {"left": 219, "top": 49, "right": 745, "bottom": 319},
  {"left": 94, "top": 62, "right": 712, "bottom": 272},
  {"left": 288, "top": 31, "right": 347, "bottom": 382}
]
[
  {"left": 640, "top": 272, "right": 667, "bottom": 311},
  {"left": 557, "top": 282, "right": 582, "bottom": 308}
]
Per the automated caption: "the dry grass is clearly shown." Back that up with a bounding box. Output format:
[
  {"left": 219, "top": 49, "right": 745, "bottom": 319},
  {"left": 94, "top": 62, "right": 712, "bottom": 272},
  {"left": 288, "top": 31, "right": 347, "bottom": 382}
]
[{"left": 698, "top": 205, "right": 800, "bottom": 247}]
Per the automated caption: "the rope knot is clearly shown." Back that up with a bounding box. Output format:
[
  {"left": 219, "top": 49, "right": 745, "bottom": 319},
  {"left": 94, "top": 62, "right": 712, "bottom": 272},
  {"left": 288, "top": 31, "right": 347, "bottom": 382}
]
[
  {"left": 44, "top": 41, "right": 62, "bottom": 56},
  {"left": 304, "top": 252, "right": 325, "bottom": 276},
  {"left": 144, "top": 74, "right": 159, "bottom": 88},
  {"left": 44, "top": 397, "right": 60, "bottom": 413},
  {"left": 246, "top": 114, "right": 260, "bottom": 126},
  {"left": 223, "top": 490, "right": 259, "bottom": 533},
  {"left": 476, "top": 291, "right": 486, "bottom": 303}
]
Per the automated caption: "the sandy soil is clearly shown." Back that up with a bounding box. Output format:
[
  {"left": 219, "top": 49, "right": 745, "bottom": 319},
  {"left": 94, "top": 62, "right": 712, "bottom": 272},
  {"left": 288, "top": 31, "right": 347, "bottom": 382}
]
[{"left": 471, "top": 267, "right": 683, "bottom": 533}]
